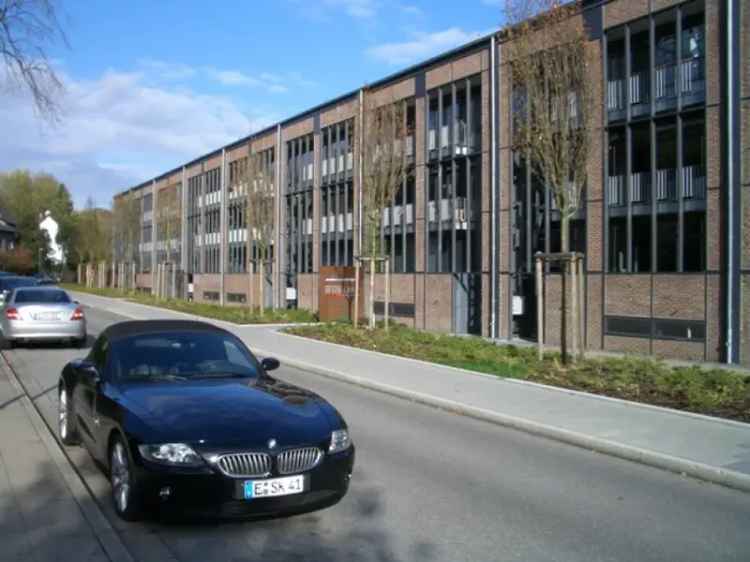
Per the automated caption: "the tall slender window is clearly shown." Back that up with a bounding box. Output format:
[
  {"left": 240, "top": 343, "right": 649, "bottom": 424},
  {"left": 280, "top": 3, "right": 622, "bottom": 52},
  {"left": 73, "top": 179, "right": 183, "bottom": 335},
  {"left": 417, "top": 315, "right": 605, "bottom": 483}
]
[
  {"left": 605, "top": 6, "right": 705, "bottom": 274},
  {"left": 425, "top": 76, "right": 481, "bottom": 274},
  {"left": 656, "top": 119, "right": 678, "bottom": 271},
  {"left": 320, "top": 120, "right": 354, "bottom": 267},
  {"left": 608, "top": 128, "right": 627, "bottom": 271},
  {"left": 682, "top": 113, "right": 706, "bottom": 271},
  {"left": 285, "top": 134, "right": 314, "bottom": 290}
]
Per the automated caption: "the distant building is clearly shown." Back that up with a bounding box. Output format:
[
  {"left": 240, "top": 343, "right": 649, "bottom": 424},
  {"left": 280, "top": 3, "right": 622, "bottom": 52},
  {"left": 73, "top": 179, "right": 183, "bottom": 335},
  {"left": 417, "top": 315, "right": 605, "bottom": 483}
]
[{"left": 0, "top": 207, "right": 17, "bottom": 252}]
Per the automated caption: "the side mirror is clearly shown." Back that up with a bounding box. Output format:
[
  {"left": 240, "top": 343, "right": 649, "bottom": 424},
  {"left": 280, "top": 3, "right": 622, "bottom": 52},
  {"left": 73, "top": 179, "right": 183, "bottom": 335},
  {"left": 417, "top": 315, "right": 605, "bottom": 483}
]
[
  {"left": 261, "top": 357, "right": 280, "bottom": 372},
  {"left": 80, "top": 361, "right": 101, "bottom": 384}
]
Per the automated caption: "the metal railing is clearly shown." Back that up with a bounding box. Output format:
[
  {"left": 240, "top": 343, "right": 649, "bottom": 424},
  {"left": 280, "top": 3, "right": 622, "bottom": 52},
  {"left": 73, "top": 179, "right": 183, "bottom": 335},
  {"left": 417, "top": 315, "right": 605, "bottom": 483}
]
[
  {"left": 680, "top": 57, "right": 705, "bottom": 95},
  {"left": 681, "top": 165, "right": 706, "bottom": 199},
  {"left": 607, "top": 79, "right": 626, "bottom": 111},
  {"left": 655, "top": 64, "right": 677, "bottom": 100},
  {"left": 629, "top": 71, "right": 650, "bottom": 105}
]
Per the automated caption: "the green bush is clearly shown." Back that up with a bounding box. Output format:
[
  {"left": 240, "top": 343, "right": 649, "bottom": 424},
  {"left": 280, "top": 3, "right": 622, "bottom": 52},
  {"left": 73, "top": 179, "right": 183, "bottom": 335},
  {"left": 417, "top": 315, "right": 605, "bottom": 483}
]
[{"left": 286, "top": 322, "right": 750, "bottom": 422}]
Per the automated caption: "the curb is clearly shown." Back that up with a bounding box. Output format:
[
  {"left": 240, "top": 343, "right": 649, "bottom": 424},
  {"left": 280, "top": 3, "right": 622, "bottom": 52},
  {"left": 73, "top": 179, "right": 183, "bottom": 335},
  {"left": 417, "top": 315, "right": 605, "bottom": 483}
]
[
  {"left": 0, "top": 354, "right": 135, "bottom": 562},
  {"left": 69, "top": 291, "right": 750, "bottom": 493},
  {"left": 68, "top": 290, "right": 319, "bottom": 330},
  {"left": 277, "top": 330, "right": 750, "bottom": 431},
  {"left": 251, "top": 347, "right": 750, "bottom": 495}
]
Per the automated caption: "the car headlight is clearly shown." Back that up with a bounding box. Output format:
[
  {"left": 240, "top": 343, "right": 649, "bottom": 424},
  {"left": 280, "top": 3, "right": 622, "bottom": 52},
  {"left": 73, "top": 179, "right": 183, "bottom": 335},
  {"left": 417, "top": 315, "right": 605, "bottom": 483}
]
[
  {"left": 328, "top": 429, "right": 351, "bottom": 454},
  {"left": 138, "top": 443, "right": 204, "bottom": 466}
]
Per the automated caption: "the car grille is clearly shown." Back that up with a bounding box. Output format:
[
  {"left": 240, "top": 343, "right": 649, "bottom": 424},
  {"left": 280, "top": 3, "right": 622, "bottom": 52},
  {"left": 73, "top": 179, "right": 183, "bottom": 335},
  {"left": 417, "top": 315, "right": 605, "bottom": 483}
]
[
  {"left": 277, "top": 447, "right": 323, "bottom": 475},
  {"left": 216, "top": 453, "right": 271, "bottom": 478}
]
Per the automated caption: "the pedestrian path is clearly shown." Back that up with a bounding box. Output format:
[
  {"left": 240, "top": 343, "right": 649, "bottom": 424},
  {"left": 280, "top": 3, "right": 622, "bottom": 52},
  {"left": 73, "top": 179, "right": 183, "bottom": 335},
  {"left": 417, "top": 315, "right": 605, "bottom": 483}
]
[
  {"left": 0, "top": 356, "right": 111, "bottom": 562},
  {"left": 71, "top": 291, "right": 750, "bottom": 492}
]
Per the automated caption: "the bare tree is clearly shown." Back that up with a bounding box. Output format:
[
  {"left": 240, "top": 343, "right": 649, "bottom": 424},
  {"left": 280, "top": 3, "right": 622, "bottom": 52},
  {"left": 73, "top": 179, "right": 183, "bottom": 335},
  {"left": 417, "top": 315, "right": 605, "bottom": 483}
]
[
  {"left": 112, "top": 194, "right": 140, "bottom": 263},
  {"left": 357, "top": 93, "right": 411, "bottom": 329},
  {"left": 504, "top": 0, "right": 596, "bottom": 362},
  {"left": 242, "top": 149, "right": 275, "bottom": 316},
  {"left": 0, "top": 0, "right": 67, "bottom": 120},
  {"left": 154, "top": 184, "right": 181, "bottom": 298}
]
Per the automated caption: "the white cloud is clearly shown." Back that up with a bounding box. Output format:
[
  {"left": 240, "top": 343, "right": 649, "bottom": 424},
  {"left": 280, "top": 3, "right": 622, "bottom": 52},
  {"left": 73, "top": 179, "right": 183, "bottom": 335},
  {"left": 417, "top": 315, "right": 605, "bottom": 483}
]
[
  {"left": 323, "top": 0, "right": 378, "bottom": 19},
  {"left": 136, "top": 58, "right": 197, "bottom": 81},
  {"left": 367, "top": 27, "right": 488, "bottom": 66},
  {"left": 0, "top": 68, "right": 276, "bottom": 208}
]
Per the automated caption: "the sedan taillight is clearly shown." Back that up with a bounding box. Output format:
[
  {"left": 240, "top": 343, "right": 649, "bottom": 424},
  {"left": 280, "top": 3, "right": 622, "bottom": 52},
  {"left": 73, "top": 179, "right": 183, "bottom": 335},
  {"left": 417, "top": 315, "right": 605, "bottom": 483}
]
[
  {"left": 70, "top": 307, "right": 84, "bottom": 321},
  {"left": 5, "top": 307, "right": 20, "bottom": 320}
]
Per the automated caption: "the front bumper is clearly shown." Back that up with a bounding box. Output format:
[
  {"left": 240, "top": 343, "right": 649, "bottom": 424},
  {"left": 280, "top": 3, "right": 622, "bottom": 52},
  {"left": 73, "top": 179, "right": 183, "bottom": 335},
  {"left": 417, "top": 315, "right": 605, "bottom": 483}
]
[{"left": 133, "top": 446, "right": 355, "bottom": 519}]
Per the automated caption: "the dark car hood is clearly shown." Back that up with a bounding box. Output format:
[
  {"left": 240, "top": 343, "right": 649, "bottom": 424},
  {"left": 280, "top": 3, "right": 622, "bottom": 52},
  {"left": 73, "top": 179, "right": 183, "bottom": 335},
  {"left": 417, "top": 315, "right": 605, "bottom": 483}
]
[{"left": 119, "top": 377, "right": 334, "bottom": 449}]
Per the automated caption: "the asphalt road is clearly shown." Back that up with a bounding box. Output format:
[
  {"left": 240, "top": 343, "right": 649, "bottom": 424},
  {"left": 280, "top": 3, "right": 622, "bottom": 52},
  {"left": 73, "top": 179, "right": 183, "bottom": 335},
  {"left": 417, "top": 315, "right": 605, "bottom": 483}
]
[{"left": 3, "top": 303, "right": 750, "bottom": 562}]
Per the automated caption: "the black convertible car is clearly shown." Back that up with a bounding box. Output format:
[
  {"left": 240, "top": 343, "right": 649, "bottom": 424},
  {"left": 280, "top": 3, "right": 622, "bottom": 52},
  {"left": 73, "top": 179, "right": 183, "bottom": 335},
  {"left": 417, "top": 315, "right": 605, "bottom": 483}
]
[{"left": 58, "top": 320, "right": 354, "bottom": 520}]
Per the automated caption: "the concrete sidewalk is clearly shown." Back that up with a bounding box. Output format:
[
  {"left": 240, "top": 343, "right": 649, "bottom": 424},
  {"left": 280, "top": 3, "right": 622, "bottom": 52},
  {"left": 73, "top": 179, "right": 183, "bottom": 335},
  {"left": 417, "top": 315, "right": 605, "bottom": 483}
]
[
  {"left": 0, "top": 354, "right": 130, "bottom": 562},
  {"left": 71, "top": 291, "right": 750, "bottom": 493}
]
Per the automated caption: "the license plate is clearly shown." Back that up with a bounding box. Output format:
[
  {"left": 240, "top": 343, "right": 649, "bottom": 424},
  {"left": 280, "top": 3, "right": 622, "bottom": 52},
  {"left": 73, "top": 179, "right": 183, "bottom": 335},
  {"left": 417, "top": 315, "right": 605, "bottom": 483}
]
[
  {"left": 243, "top": 475, "right": 305, "bottom": 500},
  {"left": 34, "top": 312, "right": 60, "bottom": 321}
]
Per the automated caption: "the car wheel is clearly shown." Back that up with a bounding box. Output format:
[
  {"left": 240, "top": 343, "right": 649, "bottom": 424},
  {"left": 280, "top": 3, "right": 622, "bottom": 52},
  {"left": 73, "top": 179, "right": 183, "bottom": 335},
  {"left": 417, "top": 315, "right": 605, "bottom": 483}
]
[
  {"left": 110, "top": 437, "right": 142, "bottom": 521},
  {"left": 74, "top": 336, "right": 86, "bottom": 349},
  {"left": 58, "top": 387, "right": 79, "bottom": 445},
  {"left": 6, "top": 339, "right": 15, "bottom": 349}
]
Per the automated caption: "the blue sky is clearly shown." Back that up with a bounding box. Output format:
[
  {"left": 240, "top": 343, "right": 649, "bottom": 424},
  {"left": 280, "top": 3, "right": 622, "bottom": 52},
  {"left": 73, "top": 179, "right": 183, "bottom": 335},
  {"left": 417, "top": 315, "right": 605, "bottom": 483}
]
[{"left": 0, "top": 0, "right": 503, "bottom": 208}]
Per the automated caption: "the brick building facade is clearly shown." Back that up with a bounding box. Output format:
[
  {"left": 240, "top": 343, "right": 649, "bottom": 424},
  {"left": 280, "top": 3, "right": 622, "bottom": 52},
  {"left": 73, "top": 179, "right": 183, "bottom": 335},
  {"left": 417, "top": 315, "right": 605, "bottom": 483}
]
[{"left": 114, "top": 0, "right": 750, "bottom": 365}]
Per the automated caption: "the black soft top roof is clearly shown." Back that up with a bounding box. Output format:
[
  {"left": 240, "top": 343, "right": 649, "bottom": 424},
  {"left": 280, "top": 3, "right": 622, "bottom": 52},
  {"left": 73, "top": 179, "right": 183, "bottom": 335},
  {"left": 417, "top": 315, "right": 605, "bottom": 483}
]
[{"left": 102, "top": 320, "right": 228, "bottom": 342}]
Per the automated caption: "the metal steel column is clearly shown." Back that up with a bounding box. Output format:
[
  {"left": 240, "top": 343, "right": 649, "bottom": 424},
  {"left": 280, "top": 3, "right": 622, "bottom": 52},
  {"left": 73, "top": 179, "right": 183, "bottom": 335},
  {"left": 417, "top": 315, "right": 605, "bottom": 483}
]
[
  {"left": 220, "top": 148, "right": 227, "bottom": 305},
  {"left": 275, "top": 124, "right": 282, "bottom": 309},
  {"left": 625, "top": 24, "right": 633, "bottom": 272},
  {"left": 724, "top": 0, "right": 741, "bottom": 363},
  {"left": 466, "top": 78, "right": 474, "bottom": 275},
  {"left": 180, "top": 166, "right": 188, "bottom": 296},
  {"left": 335, "top": 124, "right": 341, "bottom": 266},
  {"left": 358, "top": 88, "right": 365, "bottom": 257},
  {"left": 437, "top": 86, "right": 443, "bottom": 273},
  {"left": 199, "top": 168, "right": 206, "bottom": 275},
  {"left": 451, "top": 82, "right": 457, "bottom": 274},
  {"left": 490, "top": 35, "right": 499, "bottom": 338},
  {"left": 151, "top": 180, "right": 157, "bottom": 293}
]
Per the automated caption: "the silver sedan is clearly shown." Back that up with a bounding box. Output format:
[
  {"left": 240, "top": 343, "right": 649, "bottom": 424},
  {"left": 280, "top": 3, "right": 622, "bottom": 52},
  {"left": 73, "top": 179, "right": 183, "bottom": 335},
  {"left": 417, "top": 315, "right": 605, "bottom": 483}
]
[{"left": 1, "top": 287, "right": 86, "bottom": 348}]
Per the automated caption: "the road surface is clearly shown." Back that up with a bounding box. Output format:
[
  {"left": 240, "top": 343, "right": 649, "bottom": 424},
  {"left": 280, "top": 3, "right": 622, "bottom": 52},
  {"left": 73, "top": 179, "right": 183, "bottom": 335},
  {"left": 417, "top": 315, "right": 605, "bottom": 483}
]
[{"left": 3, "top": 302, "right": 749, "bottom": 562}]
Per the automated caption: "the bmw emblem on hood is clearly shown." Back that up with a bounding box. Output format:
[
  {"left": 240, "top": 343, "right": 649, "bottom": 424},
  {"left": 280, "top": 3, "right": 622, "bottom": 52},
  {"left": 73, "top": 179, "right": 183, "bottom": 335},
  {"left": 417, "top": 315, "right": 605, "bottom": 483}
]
[{"left": 268, "top": 438, "right": 277, "bottom": 450}]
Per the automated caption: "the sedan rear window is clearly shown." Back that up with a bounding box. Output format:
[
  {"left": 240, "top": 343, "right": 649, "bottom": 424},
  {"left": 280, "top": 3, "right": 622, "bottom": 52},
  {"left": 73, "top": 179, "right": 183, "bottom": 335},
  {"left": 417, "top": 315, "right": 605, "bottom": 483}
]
[
  {"left": 111, "top": 331, "right": 259, "bottom": 382},
  {"left": 14, "top": 289, "right": 71, "bottom": 304},
  {"left": 0, "top": 277, "right": 38, "bottom": 290}
]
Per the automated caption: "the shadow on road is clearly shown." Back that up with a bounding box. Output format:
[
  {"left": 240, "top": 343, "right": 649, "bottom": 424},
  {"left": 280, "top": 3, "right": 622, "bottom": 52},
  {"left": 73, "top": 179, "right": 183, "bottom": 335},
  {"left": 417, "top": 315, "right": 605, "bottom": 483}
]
[{"left": 104, "top": 468, "right": 436, "bottom": 562}]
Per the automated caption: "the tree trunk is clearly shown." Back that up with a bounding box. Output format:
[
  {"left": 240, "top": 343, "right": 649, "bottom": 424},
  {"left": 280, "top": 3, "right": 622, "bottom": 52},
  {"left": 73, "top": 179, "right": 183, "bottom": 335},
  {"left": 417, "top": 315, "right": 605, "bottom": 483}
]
[
  {"left": 259, "top": 256, "right": 265, "bottom": 317},
  {"left": 171, "top": 263, "right": 176, "bottom": 300},
  {"left": 368, "top": 258, "right": 375, "bottom": 330},
  {"left": 560, "top": 213, "right": 570, "bottom": 364},
  {"left": 384, "top": 258, "right": 390, "bottom": 331},
  {"left": 354, "top": 260, "right": 360, "bottom": 328},
  {"left": 536, "top": 256, "right": 544, "bottom": 361}
]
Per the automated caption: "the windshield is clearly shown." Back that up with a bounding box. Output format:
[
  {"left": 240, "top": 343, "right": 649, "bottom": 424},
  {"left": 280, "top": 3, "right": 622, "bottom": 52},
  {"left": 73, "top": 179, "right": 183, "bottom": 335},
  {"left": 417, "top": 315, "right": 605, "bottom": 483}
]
[
  {"left": 14, "top": 289, "right": 70, "bottom": 304},
  {"left": 111, "top": 330, "right": 260, "bottom": 382}
]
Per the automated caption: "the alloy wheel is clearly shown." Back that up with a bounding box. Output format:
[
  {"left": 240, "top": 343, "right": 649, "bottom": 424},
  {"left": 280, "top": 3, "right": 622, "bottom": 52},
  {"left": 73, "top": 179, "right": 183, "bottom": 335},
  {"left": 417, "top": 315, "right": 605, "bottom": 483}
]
[
  {"left": 58, "top": 390, "right": 68, "bottom": 440},
  {"left": 111, "top": 442, "right": 131, "bottom": 513}
]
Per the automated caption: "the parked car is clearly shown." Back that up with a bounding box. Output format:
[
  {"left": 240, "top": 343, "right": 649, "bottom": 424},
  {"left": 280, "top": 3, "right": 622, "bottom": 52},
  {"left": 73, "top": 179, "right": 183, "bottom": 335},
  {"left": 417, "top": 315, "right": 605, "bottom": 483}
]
[
  {"left": 33, "top": 273, "right": 57, "bottom": 285},
  {"left": 0, "top": 276, "right": 38, "bottom": 305},
  {"left": 57, "top": 320, "right": 354, "bottom": 521},
  {"left": 1, "top": 286, "right": 86, "bottom": 348}
]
